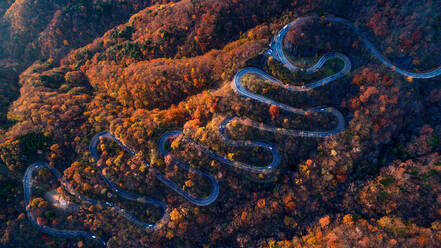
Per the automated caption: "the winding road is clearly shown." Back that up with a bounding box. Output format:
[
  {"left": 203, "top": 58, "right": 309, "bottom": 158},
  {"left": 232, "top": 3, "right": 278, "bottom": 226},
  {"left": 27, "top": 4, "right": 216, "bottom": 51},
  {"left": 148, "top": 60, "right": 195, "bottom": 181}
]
[
  {"left": 23, "top": 15, "right": 441, "bottom": 247},
  {"left": 270, "top": 16, "right": 441, "bottom": 79},
  {"left": 24, "top": 163, "right": 107, "bottom": 247},
  {"left": 24, "top": 161, "right": 171, "bottom": 247}
]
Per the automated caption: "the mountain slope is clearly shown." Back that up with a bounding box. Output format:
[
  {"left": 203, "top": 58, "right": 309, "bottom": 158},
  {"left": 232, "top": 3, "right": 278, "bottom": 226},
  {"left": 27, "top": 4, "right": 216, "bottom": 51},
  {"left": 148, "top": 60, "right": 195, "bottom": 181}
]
[{"left": 1, "top": 0, "right": 441, "bottom": 247}]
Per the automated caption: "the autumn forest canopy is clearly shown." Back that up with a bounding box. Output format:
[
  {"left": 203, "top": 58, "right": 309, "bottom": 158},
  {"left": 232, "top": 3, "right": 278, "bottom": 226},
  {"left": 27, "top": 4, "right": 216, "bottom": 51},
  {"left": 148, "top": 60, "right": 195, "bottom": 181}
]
[{"left": 1, "top": 0, "right": 441, "bottom": 247}]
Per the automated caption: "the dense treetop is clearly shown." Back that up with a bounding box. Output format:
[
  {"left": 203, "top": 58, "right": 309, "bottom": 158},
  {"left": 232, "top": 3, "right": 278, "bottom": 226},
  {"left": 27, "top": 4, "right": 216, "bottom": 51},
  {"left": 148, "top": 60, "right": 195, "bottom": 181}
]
[{"left": 1, "top": 0, "right": 441, "bottom": 247}]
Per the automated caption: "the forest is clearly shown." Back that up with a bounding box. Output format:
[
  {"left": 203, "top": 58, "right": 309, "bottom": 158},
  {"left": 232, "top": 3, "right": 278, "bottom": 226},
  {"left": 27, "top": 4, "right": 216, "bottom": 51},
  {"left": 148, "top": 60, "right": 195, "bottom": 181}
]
[{"left": 1, "top": 0, "right": 441, "bottom": 247}]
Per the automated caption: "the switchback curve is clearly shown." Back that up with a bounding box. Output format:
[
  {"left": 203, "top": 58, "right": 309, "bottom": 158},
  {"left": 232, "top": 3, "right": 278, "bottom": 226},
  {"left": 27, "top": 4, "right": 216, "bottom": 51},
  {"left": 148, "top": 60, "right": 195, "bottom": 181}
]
[{"left": 23, "top": 15, "right": 441, "bottom": 247}]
